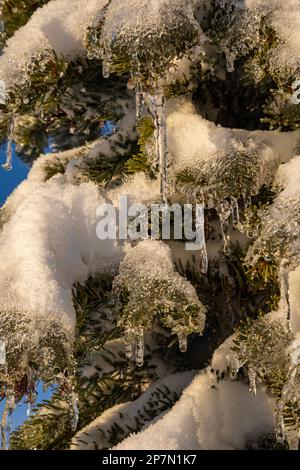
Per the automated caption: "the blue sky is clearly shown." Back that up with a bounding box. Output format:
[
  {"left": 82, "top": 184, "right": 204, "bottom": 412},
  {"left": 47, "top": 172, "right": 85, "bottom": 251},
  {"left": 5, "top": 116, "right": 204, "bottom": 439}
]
[{"left": 0, "top": 144, "right": 53, "bottom": 440}]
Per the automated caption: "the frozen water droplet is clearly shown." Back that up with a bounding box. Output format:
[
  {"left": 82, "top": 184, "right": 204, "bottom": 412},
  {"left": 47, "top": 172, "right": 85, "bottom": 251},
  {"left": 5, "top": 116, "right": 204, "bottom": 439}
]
[
  {"left": 2, "top": 162, "right": 12, "bottom": 171},
  {"left": 178, "top": 332, "right": 188, "bottom": 353},
  {"left": 135, "top": 327, "right": 144, "bottom": 367}
]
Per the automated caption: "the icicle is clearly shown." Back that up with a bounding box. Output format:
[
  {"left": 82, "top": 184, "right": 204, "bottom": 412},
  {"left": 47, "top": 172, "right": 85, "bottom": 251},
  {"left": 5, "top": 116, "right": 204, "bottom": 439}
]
[
  {"left": 1, "top": 390, "right": 14, "bottom": 450},
  {"left": 200, "top": 247, "right": 208, "bottom": 274},
  {"left": 228, "top": 352, "right": 245, "bottom": 381},
  {"left": 281, "top": 269, "right": 291, "bottom": 326},
  {"left": 242, "top": 195, "right": 258, "bottom": 239},
  {"left": 288, "top": 436, "right": 300, "bottom": 451},
  {"left": 136, "top": 88, "right": 144, "bottom": 121},
  {"left": 0, "top": 78, "right": 5, "bottom": 105},
  {"left": 275, "top": 367, "right": 297, "bottom": 444},
  {"left": 69, "top": 392, "right": 79, "bottom": 431},
  {"left": 230, "top": 196, "right": 240, "bottom": 229},
  {"left": 283, "top": 272, "right": 291, "bottom": 324},
  {"left": 276, "top": 341, "right": 300, "bottom": 444},
  {"left": 178, "top": 332, "right": 188, "bottom": 353},
  {"left": 2, "top": 113, "right": 15, "bottom": 172},
  {"left": 248, "top": 366, "right": 257, "bottom": 396},
  {"left": 124, "top": 329, "right": 134, "bottom": 360},
  {"left": 135, "top": 327, "right": 144, "bottom": 367},
  {"left": 0, "top": 340, "right": 6, "bottom": 365},
  {"left": 136, "top": 91, "right": 143, "bottom": 120},
  {"left": 25, "top": 366, "right": 37, "bottom": 418},
  {"left": 218, "top": 201, "right": 231, "bottom": 255},
  {"left": 26, "top": 390, "right": 37, "bottom": 417},
  {"left": 225, "top": 49, "right": 236, "bottom": 73},
  {"left": 195, "top": 204, "right": 208, "bottom": 274},
  {"left": 1, "top": 401, "right": 8, "bottom": 450},
  {"left": 149, "top": 92, "right": 168, "bottom": 204},
  {"left": 275, "top": 410, "right": 285, "bottom": 445},
  {"left": 102, "top": 31, "right": 115, "bottom": 79},
  {"left": 102, "top": 59, "right": 111, "bottom": 79}
]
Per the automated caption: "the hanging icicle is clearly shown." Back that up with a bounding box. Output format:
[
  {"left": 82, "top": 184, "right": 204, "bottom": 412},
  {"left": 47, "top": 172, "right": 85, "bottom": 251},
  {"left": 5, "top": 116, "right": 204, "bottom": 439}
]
[
  {"left": 2, "top": 113, "right": 15, "bottom": 172},
  {"left": 120, "top": 366, "right": 125, "bottom": 381},
  {"left": 148, "top": 92, "right": 168, "bottom": 204},
  {"left": 135, "top": 86, "right": 144, "bottom": 121},
  {"left": 124, "top": 329, "right": 134, "bottom": 360},
  {"left": 275, "top": 341, "right": 300, "bottom": 445},
  {"left": 230, "top": 196, "right": 240, "bottom": 229},
  {"left": 69, "top": 391, "right": 79, "bottom": 431},
  {"left": 102, "top": 31, "right": 116, "bottom": 79},
  {"left": 228, "top": 352, "right": 246, "bottom": 381},
  {"left": 275, "top": 365, "right": 298, "bottom": 444},
  {"left": 242, "top": 195, "right": 258, "bottom": 239},
  {"left": 0, "top": 340, "right": 6, "bottom": 365},
  {"left": 135, "top": 327, "right": 144, "bottom": 367},
  {"left": 194, "top": 204, "right": 208, "bottom": 274},
  {"left": 248, "top": 366, "right": 257, "bottom": 396},
  {"left": 25, "top": 366, "right": 37, "bottom": 419},
  {"left": 1, "top": 390, "right": 15, "bottom": 450},
  {"left": 132, "top": 45, "right": 144, "bottom": 122},
  {"left": 102, "top": 57, "right": 112, "bottom": 79},
  {"left": 26, "top": 401, "right": 32, "bottom": 418},
  {"left": 178, "top": 332, "right": 188, "bottom": 353},
  {"left": 200, "top": 247, "right": 208, "bottom": 275},
  {"left": 218, "top": 200, "right": 231, "bottom": 255},
  {"left": 225, "top": 50, "right": 236, "bottom": 73},
  {"left": 281, "top": 268, "right": 291, "bottom": 327},
  {"left": 60, "top": 372, "right": 80, "bottom": 432}
]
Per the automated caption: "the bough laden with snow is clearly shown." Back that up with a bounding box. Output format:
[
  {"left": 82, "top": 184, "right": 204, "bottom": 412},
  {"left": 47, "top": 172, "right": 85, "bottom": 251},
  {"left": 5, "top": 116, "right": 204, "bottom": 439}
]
[{"left": 1, "top": 0, "right": 300, "bottom": 451}]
